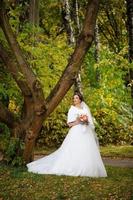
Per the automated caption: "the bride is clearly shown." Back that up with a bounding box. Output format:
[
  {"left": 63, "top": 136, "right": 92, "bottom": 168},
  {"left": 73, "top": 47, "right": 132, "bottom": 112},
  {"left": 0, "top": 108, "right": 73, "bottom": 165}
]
[{"left": 27, "top": 92, "right": 107, "bottom": 177}]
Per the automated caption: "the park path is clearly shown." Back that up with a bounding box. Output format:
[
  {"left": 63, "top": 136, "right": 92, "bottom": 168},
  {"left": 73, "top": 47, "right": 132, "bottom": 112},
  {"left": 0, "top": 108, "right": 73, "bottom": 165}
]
[
  {"left": 34, "top": 154, "right": 133, "bottom": 168},
  {"left": 0, "top": 152, "right": 132, "bottom": 168},
  {"left": 102, "top": 157, "right": 133, "bottom": 168}
]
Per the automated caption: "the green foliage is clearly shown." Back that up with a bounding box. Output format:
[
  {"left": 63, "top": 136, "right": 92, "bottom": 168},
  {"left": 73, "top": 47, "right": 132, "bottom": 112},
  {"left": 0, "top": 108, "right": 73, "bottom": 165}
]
[
  {"left": 0, "top": 65, "right": 23, "bottom": 114},
  {"left": 40, "top": 0, "right": 62, "bottom": 35},
  {"left": 98, "top": 0, "right": 127, "bottom": 53},
  {"left": 0, "top": 0, "right": 132, "bottom": 152},
  {"left": 16, "top": 22, "right": 73, "bottom": 96},
  {"left": 5, "top": 137, "right": 24, "bottom": 166},
  {"left": 0, "top": 123, "right": 24, "bottom": 167},
  {"left": 0, "top": 123, "right": 10, "bottom": 153},
  {"left": 83, "top": 46, "right": 132, "bottom": 145},
  {"left": 37, "top": 92, "right": 72, "bottom": 148}
]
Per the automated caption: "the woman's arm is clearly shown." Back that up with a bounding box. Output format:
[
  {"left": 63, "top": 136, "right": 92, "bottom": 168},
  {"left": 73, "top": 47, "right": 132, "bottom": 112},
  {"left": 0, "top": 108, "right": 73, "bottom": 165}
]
[{"left": 67, "top": 118, "right": 80, "bottom": 128}]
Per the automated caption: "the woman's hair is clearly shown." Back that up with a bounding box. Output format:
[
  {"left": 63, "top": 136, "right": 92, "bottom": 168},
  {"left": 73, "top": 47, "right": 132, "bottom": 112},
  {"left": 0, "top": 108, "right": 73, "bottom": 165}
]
[{"left": 74, "top": 91, "right": 84, "bottom": 102}]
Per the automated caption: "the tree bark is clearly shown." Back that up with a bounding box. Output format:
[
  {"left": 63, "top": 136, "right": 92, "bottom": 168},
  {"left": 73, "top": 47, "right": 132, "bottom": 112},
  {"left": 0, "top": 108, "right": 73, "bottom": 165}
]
[
  {"left": 73, "top": 0, "right": 81, "bottom": 35},
  {"left": 62, "top": 0, "right": 75, "bottom": 44},
  {"left": 73, "top": 0, "right": 82, "bottom": 94},
  {"left": 29, "top": 0, "right": 40, "bottom": 26},
  {"left": 0, "top": 2, "right": 46, "bottom": 162},
  {"left": 74, "top": 73, "right": 83, "bottom": 94}
]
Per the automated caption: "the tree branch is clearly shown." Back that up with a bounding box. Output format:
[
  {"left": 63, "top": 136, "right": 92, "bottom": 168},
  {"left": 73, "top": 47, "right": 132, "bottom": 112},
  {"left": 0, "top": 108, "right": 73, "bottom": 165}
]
[
  {"left": 0, "top": 43, "right": 32, "bottom": 96},
  {"left": 0, "top": 3, "right": 46, "bottom": 113},
  {"left": 45, "top": 0, "right": 99, "bottom": 118}
]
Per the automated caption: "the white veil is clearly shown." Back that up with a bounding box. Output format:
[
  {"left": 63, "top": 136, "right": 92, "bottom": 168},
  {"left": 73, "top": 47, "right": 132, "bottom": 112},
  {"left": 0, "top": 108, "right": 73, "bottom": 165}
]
[{"left": 81, "top": 101, "right": 99, "bottom": 147}]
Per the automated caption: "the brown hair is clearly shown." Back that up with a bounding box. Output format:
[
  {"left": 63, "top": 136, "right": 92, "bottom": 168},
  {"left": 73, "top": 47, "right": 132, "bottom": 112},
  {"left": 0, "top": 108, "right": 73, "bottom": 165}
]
[{"left": 74, "top": 92, "right": 84, "bottom": 102}]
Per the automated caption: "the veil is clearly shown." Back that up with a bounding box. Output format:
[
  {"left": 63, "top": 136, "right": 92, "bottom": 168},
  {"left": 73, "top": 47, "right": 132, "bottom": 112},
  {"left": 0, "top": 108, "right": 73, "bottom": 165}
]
[{"left": 81, "top": 101, "right": 99, "bottom": 147}]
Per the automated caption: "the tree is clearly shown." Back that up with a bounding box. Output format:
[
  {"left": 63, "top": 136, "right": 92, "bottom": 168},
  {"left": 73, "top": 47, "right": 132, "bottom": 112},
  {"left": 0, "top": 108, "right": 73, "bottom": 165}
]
[
  {"left": 0, "top": 0, "right": 99, "bottom": 163},
  {"left": 126, "top": 0, "right": 133, "bottom": 101},
  {"left": 98, "top": 0, "right": 126, "bottom": 53},
  {"left": 62, "top": 0, "right": 75, "bottom": 44},
  {"left": 29, "top": 0, "right": 40, "bottom": 26},
  {"left": 94, "top": 22, "right": 100, "bottom": 82}
]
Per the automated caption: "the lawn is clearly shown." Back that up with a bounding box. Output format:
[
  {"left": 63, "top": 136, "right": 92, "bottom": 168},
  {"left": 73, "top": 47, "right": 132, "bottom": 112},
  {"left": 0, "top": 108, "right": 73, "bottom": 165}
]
[
  {"left": 0, "top": 145, "right": 133, "bottom": 200},
  {"left": 35, "top": 145, "right": 133, "bottom": 158},
  {"left": 100, "top": 145, "right": 133, "bottom": 158},
  {"left": 0, "top": 164, "right": 133, "bottom": 200}
]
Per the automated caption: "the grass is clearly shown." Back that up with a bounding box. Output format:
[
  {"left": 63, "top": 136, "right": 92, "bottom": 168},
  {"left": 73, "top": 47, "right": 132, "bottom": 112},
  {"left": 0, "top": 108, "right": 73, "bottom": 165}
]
[
  {"left": 0, "top": 145, "right": 133, "bottom": 200},
  {"left": 100, "top": 145, "right": 133, "bottom": 158},
  {"left": 0, "top": 164, "right": 133, "bottom": 200},
  {"left": 35, "top": 145, "right": 133, "bottom": 158}
]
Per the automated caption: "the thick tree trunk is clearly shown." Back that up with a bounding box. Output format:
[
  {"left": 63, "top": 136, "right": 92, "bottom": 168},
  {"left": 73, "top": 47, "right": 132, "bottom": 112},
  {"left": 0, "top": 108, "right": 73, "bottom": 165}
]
[
  {"left": 0, "top": 3, "right": 46, "bottom": 163},
  {"left": 126, "top": 0, "right": 133, "bottom": 101},
  {"left": 0, "top": 0, "right": 99, "bottom": 163}
]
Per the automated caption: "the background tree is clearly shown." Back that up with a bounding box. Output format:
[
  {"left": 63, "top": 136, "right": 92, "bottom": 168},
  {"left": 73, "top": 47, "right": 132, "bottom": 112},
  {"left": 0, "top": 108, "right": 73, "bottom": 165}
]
[
  {"left": 62, "top": 0, "right": 75, "bottom": 44},
  {"left": 29, "top": 0, "right": 40, "bottom": 26},
  {"left": 98, "top": 0, "right": 127, "bottom": 53},
  {"left": 126, "top": 0, "right": 133, "bottom": 102}
]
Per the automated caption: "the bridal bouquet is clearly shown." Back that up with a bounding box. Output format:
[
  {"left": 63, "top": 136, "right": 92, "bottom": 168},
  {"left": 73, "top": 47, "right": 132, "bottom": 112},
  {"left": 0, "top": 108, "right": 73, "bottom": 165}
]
[{"left": 79, "top": 114, "right": 88, "bottom": 123}]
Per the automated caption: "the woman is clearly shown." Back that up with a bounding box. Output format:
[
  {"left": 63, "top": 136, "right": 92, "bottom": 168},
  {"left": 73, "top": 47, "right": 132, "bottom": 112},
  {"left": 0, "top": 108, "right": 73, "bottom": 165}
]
[{"left": 27, "top": 93, "right": 107, "bottom": 177}]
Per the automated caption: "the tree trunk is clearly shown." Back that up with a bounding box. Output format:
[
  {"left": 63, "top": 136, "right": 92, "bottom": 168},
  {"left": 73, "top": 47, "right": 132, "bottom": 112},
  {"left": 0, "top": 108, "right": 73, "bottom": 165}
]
[
  {"left": 0, "top": 3, "right": 46, "bottom": 163},
  {"left": 73, "top": 0, "right": 81, "bottom": 35},
  {"left": 29, "top": 0, "right": 40, "bottom": 26},
  {"left": 94, "top": 22, "right": 100, "bottom": 81},
  {"left": 74, "top": 73, "right": 83, "bottom": 94},
  {"left": 62, "top": 0, "right": 75, "bottom": 44},
  {"left": 72, "top": 0, "right": 82, "bottom": 94},
  {"left": 0, "top": 0, "right": 99, "bottom": 163},
  {"left": 126, "top": 0, "right": 133, "bottom": 102}
]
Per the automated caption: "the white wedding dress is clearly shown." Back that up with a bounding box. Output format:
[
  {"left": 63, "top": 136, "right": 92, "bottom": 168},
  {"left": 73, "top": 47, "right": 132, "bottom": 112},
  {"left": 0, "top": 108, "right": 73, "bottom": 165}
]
[{"left": 27, "top": 103, "right": 107, "bottom": 177}]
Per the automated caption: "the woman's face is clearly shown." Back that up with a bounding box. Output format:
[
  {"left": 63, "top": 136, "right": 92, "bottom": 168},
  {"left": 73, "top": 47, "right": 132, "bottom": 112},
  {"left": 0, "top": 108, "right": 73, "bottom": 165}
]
[{"left": 73, "top": 95, "right": 81, "bottom": 106}]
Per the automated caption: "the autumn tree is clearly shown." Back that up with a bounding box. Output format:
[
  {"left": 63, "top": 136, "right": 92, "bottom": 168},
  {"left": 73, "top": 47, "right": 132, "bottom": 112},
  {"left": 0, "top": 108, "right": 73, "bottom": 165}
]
[{"left": 0, "top": 0, "right": 99, "bottom": 163}]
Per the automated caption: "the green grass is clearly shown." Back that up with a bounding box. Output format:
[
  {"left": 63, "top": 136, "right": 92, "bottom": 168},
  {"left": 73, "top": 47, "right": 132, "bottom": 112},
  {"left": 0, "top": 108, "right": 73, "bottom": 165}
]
[
  {"left": 35, "top": 145, "right": 133, "bottom": 158},
  {"left": 100, "top": 145, "right": 133, "bottom": 158},
  {"left": 0, "top": 164, "right": 133, "bottom": 200}
]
